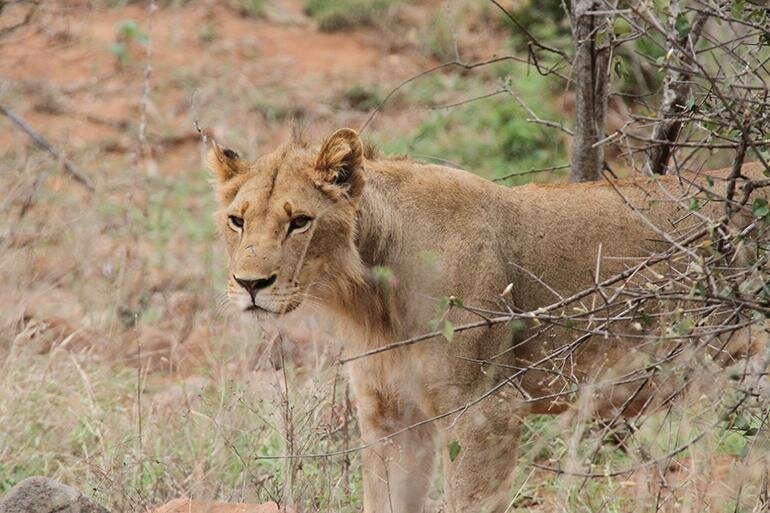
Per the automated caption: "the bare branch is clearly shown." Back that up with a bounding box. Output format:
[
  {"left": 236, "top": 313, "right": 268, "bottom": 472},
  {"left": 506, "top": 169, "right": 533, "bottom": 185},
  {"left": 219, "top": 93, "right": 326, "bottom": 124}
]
[{"left": 0, "top": 104, "right": 94, "bottom": 191}]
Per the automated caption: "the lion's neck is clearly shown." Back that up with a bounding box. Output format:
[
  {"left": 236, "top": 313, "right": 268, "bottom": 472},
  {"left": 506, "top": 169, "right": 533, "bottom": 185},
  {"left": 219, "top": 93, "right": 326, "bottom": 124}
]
[
  {"left": 322, "top": 179, "right": 405, "bottom": 343},
  {"left": 352, "top": 174, "right": 400, "bottom": 265}
]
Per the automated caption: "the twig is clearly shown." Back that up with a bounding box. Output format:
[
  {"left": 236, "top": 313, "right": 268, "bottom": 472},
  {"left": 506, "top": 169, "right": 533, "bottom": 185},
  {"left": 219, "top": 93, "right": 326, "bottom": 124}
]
[
  {"left": 487, "top": 0, "right": 568, "bottom": 59},
  {"left": 359, "top": 53, "right": 568, "bottom": 133},
  {"left": 724, "top": 110, "right": 750, "bottom": 219},
  {"left": 137, "top": 0, "right": 157, "bottom": 160},
  {"left": 501, "top": 80, "right": 574, "bottom": 136},
  {"left": 0, "top": 104, "right": 94, "bottom": 191},
  {"left": 428, "top": 89, "right": 506, "bottom": 111},
  {"left": 193, "top": 119, "right": 209, "bottom": 145}
]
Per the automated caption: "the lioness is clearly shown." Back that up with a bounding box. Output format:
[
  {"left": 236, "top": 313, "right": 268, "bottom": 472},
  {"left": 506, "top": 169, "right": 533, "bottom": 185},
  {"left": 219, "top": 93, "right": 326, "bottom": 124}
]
[{"left": 210, "top": 128, "right": 765, "bottom": 513}]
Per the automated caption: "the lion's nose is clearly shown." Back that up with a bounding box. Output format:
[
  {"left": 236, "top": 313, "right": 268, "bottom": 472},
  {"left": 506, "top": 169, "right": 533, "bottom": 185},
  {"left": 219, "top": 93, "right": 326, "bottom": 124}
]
[{"left": 234, "top": 274, "right": 277, "bottom": 299}]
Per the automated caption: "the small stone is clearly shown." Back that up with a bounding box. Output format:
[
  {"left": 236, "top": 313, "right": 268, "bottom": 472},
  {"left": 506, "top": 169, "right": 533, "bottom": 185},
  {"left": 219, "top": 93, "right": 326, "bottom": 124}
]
[{"left": 0, "top": 476, "right": 110, "bottom": 513}]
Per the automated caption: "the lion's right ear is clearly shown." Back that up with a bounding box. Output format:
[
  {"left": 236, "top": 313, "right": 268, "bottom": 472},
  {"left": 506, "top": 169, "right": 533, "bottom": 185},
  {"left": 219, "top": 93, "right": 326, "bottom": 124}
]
[
  {"left": 314, "top": 128, "right": 365, "bottom": 198},
  {"left": 208, "top": 141, "right": 245, "bottom": 183}
]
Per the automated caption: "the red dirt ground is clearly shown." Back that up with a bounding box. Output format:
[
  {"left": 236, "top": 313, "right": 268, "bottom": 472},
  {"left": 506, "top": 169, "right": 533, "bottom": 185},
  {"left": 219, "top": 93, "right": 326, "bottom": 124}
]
[{"left": 0, "top": 0, "right": 434, "bottom": 179}]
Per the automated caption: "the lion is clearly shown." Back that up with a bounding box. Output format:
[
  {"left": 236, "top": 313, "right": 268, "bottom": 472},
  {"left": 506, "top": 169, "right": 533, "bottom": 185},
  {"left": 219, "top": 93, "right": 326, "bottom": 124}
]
[{"left": 209, "top": 127, "right": 767, "bottom": 513}]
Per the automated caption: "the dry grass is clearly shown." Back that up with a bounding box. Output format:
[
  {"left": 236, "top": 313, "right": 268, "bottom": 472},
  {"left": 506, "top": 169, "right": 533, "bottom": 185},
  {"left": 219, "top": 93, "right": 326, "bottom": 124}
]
[{"left": 0, "top": 324, "right": 361, "bottom": 511}]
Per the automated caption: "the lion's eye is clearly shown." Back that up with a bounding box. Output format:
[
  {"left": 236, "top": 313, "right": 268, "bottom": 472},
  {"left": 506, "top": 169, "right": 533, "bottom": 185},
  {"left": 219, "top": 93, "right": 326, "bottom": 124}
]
[
  {"left": 228, "top": 215, "right": 244, "bottom": 230},
  {"left": 289, "top": 215, "right": 312, "bottom": 233}
]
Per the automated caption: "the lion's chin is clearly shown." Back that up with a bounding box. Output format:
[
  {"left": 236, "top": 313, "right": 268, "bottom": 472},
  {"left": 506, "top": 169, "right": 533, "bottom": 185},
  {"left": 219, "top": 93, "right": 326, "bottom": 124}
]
[{"left": 244, "top": 304, "right": 271, "bottom": 315}]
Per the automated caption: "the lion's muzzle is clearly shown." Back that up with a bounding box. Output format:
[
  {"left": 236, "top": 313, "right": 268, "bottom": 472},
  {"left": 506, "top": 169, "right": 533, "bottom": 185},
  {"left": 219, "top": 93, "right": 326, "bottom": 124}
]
[{"left": 234, "top": 273, "right": 277, "bottom": 302}]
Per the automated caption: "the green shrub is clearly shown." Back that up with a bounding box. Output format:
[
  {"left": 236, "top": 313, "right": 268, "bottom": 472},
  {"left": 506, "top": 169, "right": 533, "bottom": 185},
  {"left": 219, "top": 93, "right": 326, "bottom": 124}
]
[
  {"left": 109, "top": 19, "right": 148, "bottom": 65},
  {"left": 238, "top": 0, "right": 266, "bottom": 18},
  {"left": 378, "top": 71, "right": 568, "bottom": 184},
  {"left": 344, "top": 85, "right": 384, "bottom": 111},
  {"left": 304, "top": 0, "right": 397, "bottom": 31},
  {"left": 425, "top": 13, "right": 456, "bottom": 61}
]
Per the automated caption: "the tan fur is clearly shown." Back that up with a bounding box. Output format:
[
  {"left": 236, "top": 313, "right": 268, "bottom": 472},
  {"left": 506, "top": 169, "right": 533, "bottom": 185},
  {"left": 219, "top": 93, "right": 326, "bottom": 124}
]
[{"left": 209, "top": 129, "right": 766, "bottom": 513}]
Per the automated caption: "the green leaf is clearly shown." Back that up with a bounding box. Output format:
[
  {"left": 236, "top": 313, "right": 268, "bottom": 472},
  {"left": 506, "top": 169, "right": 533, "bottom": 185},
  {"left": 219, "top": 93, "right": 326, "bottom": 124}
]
[
  {"left": 675, "top": 13, "right": 691, "bottom": 39},
  {"left": 510, "top": 319, "right": 526, "bottom": 334},
  {"left": 372, "top": 265, "right": 398, "bottom": 291},
  {"left": 753, "top": 198, "right": 769, "bottom": 218},
  {"left": 115, "top": 19, "right": 148, "bottom": 46},
  {"left": 109, "top": 42, "right": 128, "bottom": 63},
  {"left": 373, "top": 265, "right": 394, "bottom": 283},
  {"left": 614, "top": 18, "right": 631, "bottom": 36},
  {"left": 731, "top": 0, "right": 745, "bottom": 20},
  {"left": 442, "top": 320, "right": 454, "bottom": 342},
  {"left": 436, "top": 296, "right": 451, "bottom": 315},
  {"left": 116, "top": 19, "right": 140, "bottom": 39},
  {"left": 564, "top": 318, "right": 574, "bottom": 330},
  {"left": 733, "top": 414, "right": 750, "bottom": 431},
  {"left": 595, "top": 28, "right": 607, "bottom": 46},
  {"left": 689, "top": 198, "right": 700, "bottom": 212},
  {"left": 448, "top": 440, "right": 461, "bottom": 462},
  {"left": 675, "top": 317, "right": 695, "bottom": 335},
  {"left": 613, "top": 59, "right": 625, "bottom": 79},
  {"left": 720, "top": 431, "right": 748, "bottom": 457}
]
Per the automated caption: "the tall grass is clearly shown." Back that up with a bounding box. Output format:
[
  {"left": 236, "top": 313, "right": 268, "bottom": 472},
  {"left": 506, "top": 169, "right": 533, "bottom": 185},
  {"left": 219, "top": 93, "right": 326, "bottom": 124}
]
[{"left": 0, "top": 327, "right": 361, "bottom": 511}]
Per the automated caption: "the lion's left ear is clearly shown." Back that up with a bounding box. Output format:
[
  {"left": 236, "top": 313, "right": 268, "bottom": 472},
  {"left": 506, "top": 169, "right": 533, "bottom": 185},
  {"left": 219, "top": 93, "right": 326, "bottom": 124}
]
[
  {"left": 314, "top": 128, "right": 365, "bottom": 198},
  {"left": 208, "top": 141, "right": 246, "bottom": 184}
]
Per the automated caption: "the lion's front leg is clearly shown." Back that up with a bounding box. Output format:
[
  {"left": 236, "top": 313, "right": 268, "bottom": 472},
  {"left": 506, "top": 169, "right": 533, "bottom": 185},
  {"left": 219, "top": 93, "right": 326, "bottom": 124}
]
[
  {"left": 440, "top": 390, "right": 527, "bottom": 513},
  {"left": 352, "top": 369, "right": 436, "bottom": 513}
]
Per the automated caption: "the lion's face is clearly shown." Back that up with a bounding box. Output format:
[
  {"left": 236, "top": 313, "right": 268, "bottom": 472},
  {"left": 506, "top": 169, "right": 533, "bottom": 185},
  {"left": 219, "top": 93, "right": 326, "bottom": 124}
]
[{"left": 210, "top": 128, "right": 366, "bottom": 319}]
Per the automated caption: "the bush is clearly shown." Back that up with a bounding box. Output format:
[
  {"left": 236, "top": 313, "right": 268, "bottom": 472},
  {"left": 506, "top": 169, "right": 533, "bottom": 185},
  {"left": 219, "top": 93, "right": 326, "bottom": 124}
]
[
  {"left": 304, "top": 0, "right": 398, "bottom": 31},
  {"left": 237, "top": 0, "right": 265, "bottom": 18},
  {"left": 378, "top": 71, "right": 568, "bottom": 184}
]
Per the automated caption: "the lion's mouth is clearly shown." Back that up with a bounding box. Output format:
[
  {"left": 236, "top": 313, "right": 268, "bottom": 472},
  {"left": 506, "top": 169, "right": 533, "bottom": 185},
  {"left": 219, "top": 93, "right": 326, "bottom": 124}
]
[{"left": 244, "top": 301, "right": 299, "bottom": 315}]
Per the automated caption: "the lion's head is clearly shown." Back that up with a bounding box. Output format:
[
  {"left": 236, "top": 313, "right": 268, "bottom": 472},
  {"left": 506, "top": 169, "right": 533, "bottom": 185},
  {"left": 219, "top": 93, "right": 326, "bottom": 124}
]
[{"left": 209, "top": 128, "right": 367, "bottom": 318}]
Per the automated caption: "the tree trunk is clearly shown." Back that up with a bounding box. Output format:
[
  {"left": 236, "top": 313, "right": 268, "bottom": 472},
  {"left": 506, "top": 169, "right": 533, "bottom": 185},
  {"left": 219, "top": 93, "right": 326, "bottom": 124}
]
[
  {"left": 645, "top": 2, "right": 707, "bottom": 175},
  {"left": 569, "top": 0, "right": 611, "bottom": 182}
]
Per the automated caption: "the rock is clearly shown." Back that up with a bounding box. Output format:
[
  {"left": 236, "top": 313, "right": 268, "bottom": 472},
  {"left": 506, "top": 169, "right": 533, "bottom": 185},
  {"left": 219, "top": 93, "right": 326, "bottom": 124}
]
[
  {"left": 0, "top": 476, "right": 110, "bottom": 513},
  {"left": 151, "top": 499, "right": 283, "bottom": 513}
]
